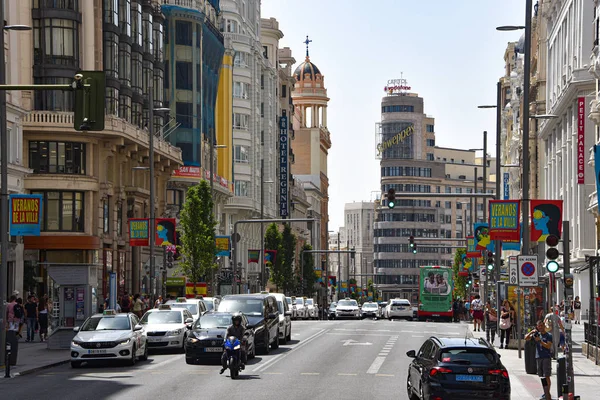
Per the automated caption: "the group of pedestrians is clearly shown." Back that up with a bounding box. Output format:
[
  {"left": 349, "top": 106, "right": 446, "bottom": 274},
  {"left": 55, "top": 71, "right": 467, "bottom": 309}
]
[{"left": 5, "top": 293, "right": 50, "bottom": 342}]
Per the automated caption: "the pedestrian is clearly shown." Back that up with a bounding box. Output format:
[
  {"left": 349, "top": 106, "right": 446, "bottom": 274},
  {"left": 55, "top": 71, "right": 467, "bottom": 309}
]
[
  {"left": 25, "top": 295, "right": 38, "bottom": 342},
  {"left": 38, "top": 294, "right": 49, "bottom": 341},
  {"left": 6, "top": 295, "right": 21, "bottom": 334},
  {"left": 499, "top": 299, "right": 513, "bottom": 349},
  {"left": 471, "top": 295, "right": 484, "bottom": 332},
  {"left": 484, "top": 300, "right": 497, "bottom": 344},
  {"left": 573, "top": 296, "right": 582, "bottom": 324},
  {"left": 544, "top": 306, "right": 564, "bottom": 358},
  {"left": 154, "top": 295, "right": 163, "bottom": 308},
  {"left": 464, "top": 300, "right": 471, "bottom": 321},
  {"left": 132, "top": 294, "right": 144, "bottom": 318},
  {"left": 525, "top": 320, "right": 553, "bottom": 400},
  {"left": 453, "top": 298, "right": 459, "bottom": 322},
  {"left": 15, "top": 297, "right": 26, "bottom": 339},
  {"left": 121, "top": 291, "right": 131, "bottom": 313}
]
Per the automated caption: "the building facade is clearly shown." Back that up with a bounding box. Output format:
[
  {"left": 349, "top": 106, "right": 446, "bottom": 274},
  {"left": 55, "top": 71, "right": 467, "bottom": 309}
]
[{"left": 343, "top": 202, "right": 375, "bottom": 290}]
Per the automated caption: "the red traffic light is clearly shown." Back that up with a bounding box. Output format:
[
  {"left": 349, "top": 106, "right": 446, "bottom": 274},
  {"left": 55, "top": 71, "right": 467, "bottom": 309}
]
[
  {"left": 545, "top": 234, "right": 559, "bottom": 247},
  {"left": 487, "top": 251, "right": 494, "bottom": 258}
]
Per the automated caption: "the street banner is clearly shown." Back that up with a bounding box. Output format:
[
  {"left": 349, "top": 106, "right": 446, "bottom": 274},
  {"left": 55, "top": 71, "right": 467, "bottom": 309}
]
[
  {"left": 248, "top": 249, "right": 259, "bottom": 263},
  {"left": 155, "top": 218, "right": 177, "bottom": 246},
  {"left": 9, "top": 194, "right": 42, "bottom": 236},
  {"left": 530, "top": 200, "right": 563, "bottom": 242},
  {"left": 459, "top": 252, "right": 472, "bottom": 276},
  {"left": 466, "top": 236, "right": 480, "bottom": 258},
  {"left": 518, "top": 255, "right": 539, "bottom": 287},
  {"left": 265, "top": 250, "right": 277, "bottom": 264},
  {"left": 215, "top": 235, "right": 231, "bottom": 257},
  {"left": 577, "top": 97, "right": 585, "bottom": 184},
  {"left": 473, "top": 223, "right": 495, "bottom": 252},
  {"left": 489, "top": 200, "right": 520, "bottom": 240},
  {"left": 128, "top": 218, "right": 149, "bottom": 246},
  {"left": 594, "top": 144, "right": 600, "bottom": 204}
]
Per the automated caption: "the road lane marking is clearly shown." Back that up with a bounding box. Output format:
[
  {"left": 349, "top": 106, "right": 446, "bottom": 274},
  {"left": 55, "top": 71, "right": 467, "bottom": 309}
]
[
  {"left": 263, "top": 372, "right": 282, "bottom": 375},
  {"left": 301, "top": 372, "right": 320, "bottom": 375},
  {"left": 338, "top": 373, "right": 357, "bottom": 376},
  {"left": 366, "top": 357, "right": 386, "bottom": 374},
  {"left": 375, "top": 373, "right": 395, "bottom": 377}
]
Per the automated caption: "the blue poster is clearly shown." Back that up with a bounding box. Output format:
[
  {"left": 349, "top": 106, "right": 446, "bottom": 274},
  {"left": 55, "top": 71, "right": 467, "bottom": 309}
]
[
  {"left": 9, "top": 194, "right": 43, "bottom": 236},
  {"left": 595, "top": 145, "right": 600, "bottom": 205},
  {"left": 473, "top": 223, "right": 495, "bottom": 252}
]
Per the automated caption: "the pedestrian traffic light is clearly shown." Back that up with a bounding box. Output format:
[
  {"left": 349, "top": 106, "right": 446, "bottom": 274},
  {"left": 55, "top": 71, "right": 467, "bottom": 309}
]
[
  {"left": 545, "top": 234, "right": 560, "bottom": 273},
  {"left": 386, "top": 188, "right": 396, "bottom": 209},
  {"left": 409, "top": 236, "right": 417, "bottom": 254},
  {"left": 73, "top": 71, "right": 106, "bottom": 131},
  {"left": 487, "top": 251, "right": 494, "bottom": 270}
]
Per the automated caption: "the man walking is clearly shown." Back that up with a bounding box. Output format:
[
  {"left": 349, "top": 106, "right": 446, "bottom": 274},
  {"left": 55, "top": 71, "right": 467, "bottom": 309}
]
[
  {"left": 525, "top": 320, "right": 553, "bottom": 400},
  {"left": 25, "top": 295, "right": 38, "bottom": 342}
]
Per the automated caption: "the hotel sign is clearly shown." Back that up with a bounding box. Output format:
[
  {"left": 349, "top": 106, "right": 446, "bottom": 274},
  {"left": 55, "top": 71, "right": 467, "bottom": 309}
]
[
  {"left": 577, "top": 97, "right": 585, "bottom": 184},
  {"left": 279, "top": 113, "right": 289, "bottom": 217}
]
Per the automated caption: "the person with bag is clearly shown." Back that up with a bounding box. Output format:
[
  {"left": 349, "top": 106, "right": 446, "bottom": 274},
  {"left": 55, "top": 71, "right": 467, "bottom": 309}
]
[
  {"left": 471, "top": 295, "right": 484, "bottom": 332},
  {"left": 132, "top": 293, "right": 144, "bottom": 318},
  {"left": 484, "top": 300, "right": 498, "bottom": 344},
  {"left": 573, "top": 296, "right": 582, "bottom": 324},
  {"left": 499, "top": 299, "right": 513, "bottom": 349}
]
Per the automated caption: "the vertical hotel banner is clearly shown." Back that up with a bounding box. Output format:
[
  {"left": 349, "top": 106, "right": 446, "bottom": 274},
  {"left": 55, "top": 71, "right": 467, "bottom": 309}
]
[
  {"left": 279, "top": 112, "right": 289, "bottom": 217},
  {"left": 488, "top": 200, "right": 520, "bottom": 241},
  {"left": 530, "top": 200, "right": 563, "bottom": 242},
  {"left": 9, "top": 194, "right": 42, "bottom": 236},
  {"left": 155, "top": 218, "right": 176, "bottom": 246},
  {"left": 577, "top": 97, "right": 586, "bottom": 184},
  {"left": 128, "top": 218, "right": 149, "bottom": 246}
]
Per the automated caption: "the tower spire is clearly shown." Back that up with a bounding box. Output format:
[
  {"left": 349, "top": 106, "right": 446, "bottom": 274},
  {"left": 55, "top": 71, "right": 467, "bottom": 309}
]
[{"left": 303, "top": 35, "right": 312, "bottom": 60}]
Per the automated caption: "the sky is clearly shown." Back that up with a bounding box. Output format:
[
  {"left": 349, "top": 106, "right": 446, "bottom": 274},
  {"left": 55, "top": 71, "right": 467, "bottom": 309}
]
[{"left": 261, "top": 0, "right": 526, "bottom": 231}]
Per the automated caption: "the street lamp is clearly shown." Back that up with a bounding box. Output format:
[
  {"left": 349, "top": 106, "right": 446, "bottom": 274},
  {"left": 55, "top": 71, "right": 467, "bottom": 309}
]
[
  {"left": 0, "top": 16, "right": 32, "bottom": 369},
  {"left": 259, "top": 159, "right": 274, "bottom": 290}
]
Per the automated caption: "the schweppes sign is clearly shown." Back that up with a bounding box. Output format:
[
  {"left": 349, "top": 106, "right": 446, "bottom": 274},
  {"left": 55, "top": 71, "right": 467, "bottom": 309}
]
[{"left": 377, "top": 124, "right": 414, "bottom": 156}]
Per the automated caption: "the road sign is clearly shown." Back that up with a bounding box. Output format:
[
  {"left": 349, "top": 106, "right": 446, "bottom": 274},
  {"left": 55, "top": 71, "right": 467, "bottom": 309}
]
[
  {"left": 518, "top": 255, "right": 538, "bottom": 287},
  {"left": 509, "top": 256, "right": 518, "bottom": 285}
]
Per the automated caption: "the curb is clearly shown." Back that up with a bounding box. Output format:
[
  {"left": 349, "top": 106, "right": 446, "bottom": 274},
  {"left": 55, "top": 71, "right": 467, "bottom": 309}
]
[{"left": 2, "top": 359, "right": 70, "bottom": 378}]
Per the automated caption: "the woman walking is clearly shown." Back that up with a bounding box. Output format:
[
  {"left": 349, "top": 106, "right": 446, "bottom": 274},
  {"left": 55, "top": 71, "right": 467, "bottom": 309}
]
[
  {"left": 499, "top": 300, "right": 514, "bottom": 349},
  {"left": 484, "top": 300, "right": 498, "bottom": 345},
  {"left": 573, "top": 296, "right": 582, "bottom": 324},
  {"left": 132, "top": 294, "right": 144, "bottom": 318},
  {"left": 38, "top": 295, "right": 49, "bottom": 342}
]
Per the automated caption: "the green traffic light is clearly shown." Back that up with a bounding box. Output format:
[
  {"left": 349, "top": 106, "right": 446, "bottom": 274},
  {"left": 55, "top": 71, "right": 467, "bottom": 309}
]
[
  {"left": 546, "top": 260, "right": 560, "bottom": 273},
  {"left": 388, "top": 201, "right": 395, "bottom": 209},
  {"left": 487, "top": 264, "right": 494, "bottom": 270},
  {"left": 412, "top": 249, "right": 417, "bottom": 254}
]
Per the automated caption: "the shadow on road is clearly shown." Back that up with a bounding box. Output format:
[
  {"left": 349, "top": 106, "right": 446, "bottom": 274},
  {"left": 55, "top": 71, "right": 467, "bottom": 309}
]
[{"left": 231, "top": 374, "right": 261, "bottom": 380}]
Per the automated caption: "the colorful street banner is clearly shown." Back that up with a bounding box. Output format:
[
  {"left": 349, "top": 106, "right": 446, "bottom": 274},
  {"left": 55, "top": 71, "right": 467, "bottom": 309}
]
[
  {"left": 473, "top": 223, "right": 495, "bottom": 252},
  {"left": 577, "top": 97, "right": 586, "bottom": 184},
  {"left": 265, "top": 250, "right": 277, "bottom": 264},
  {"left": 466, "top": 236, "right": 480, "bottom": 258},
  {"left": 128, "top": 218, "right": 149, "bottom": 246},
  {"left": 215, "top": 235, "right": 231, "bottom": 257},
  {"left": 594, "top": 145, "right": 600, "bottom": 204},
  {"left": 502, "top": 222, "right": 522, "bottom": 251},
  {"left": 9, "top": 194, "right": 42, "bottom": 236},
  {"left": 460, "top": 251, "right": 473, "bottom": 275},
  {"left": 155, "top": 218, "right": 176, "bottom": 246},
  {"left": 248, "top": 249, "right": 260, "bottom": 263},
  {"left": 489, "top": 200, "right": 520, "bottom": 241},
  {"left": 530, "top": 200, "right": 563, "bottom": 242}
]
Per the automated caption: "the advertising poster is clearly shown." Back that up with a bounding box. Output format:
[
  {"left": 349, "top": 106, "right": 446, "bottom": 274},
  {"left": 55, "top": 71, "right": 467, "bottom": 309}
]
[
  {"left": 156, "top": 218, "right": 176, "bottom": 246},
  {"left": 473, "top": 223, "right": 495, "bottom": 252},
  {"left": 128, "top": 218, "right": 149, "bottom": 246},
  {"left": 466, "top": 236, "right": 480, "bottom": 258},
  {"left": 215, "top": 235, "right": 231, "bottom": 257},
  {"left": 507, "top": 285, "right": 545, "bottom": 330},
  {"left": 530, "top": 200, "right": 563, "bottom": 242},
  {"left": 9, "top": 194, "right": 42, "bottom": 236},
  {"left": 76, "top": 287, "right": 85, "bottom": 320},
  {"left": 488, "top": 200, "right": 520, "bottom": 241}
]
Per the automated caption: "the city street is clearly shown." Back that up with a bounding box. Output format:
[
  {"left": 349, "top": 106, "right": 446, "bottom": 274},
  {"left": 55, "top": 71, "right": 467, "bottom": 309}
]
[{"left": 0, "top": 319, "right": 470, "bottom": 399}]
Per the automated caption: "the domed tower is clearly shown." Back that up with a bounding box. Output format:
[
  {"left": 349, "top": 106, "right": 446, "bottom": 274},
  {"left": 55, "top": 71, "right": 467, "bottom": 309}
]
[{"left": 291, "top": 36, "right": 332, "bottom": 257}]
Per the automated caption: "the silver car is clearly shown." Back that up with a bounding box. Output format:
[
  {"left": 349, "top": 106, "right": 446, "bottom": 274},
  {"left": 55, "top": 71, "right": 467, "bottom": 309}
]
[{"left": 141, "top": 305, "right": 194, "bottom": 352}]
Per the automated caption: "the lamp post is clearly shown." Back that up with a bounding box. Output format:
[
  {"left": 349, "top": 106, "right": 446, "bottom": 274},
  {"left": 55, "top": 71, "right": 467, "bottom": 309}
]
[
  {"left": 259, "top": 159, "right": 274, "bottom": 290},
  {"left": 0, "top": 15, "right": 33, "bottom": 369}
]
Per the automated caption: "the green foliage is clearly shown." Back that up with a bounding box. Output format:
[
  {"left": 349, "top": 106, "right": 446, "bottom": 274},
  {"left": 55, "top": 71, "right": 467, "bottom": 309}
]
[
  {"left": 264, "top": 223, "right": 283, "bottom": 291},
  {"left": 177, "top": 180, "right": 217, "bottom": 291},
  {"left": 280, "top": 224, "right": 297, "bottom": 294},
  {"left": 300, "top": 243, "right": 317, "bottom": 297},
  {"left": 453, "top": 248, "right": 468, "bottom": 300}
]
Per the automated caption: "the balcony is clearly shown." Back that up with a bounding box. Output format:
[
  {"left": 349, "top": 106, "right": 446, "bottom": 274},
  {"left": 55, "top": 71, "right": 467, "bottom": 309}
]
[{"left": 223, "top": 32, "right": 252, "bottom": 46}]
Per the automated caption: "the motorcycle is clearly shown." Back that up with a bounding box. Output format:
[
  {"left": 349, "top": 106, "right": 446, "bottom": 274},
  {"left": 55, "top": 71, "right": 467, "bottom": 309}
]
[{"left": 224, "top": 336, "right": 242, "bottom": 379}]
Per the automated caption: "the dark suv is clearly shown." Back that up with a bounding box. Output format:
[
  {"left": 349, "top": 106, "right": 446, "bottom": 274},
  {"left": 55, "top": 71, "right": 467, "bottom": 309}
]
[
  {"left": 217, "top": 294, "right": 279, "bottom": 354},
  {"left": 406, "top": 337, "right": 510, "bottom": 400}
]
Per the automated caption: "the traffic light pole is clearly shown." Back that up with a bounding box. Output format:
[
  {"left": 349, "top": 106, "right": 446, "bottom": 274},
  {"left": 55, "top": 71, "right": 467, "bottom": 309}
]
[{"left": 563, "top": 220, "right": 575, "bottom": 395}]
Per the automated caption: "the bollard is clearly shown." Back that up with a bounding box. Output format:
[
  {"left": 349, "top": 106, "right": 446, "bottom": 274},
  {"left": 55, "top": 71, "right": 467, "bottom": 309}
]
[
  {"left": 556, "top": 356, "right": 566, "bottom": 400},
  {"left": 4, "top": 342, "right": 10, "bottom": 378}
]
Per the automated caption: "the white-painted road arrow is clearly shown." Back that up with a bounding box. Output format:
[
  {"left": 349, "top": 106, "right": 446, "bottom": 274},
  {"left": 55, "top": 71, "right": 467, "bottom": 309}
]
[{"left": 342, "top": 339, "right": 372, "bottom": 346}]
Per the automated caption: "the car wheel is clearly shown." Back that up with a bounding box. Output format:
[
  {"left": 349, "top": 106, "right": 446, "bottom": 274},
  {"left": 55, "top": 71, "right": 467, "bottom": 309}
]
[
  {"left": 286, "top": 327, "right": 292, "bottom": 342},
  {"left": 271, "top": 330, "right": 280, "bottom": 349},
  {"left": 249, "top": 343, "right": 256, "bottom": 359},
  {"left": 185, "top": 357, "right": 195, "bottom": 365},
  {"left": 406, "top": 376, "right": 413, "bottom": 399},
  {"left": 261, "top": 332, "right": 270, "bottom": 355},
  {"left": 179, "top": 335, "right": 187, "bottom": 354},
  {"left": 139, "top": 342, "right": 149, "bottom": 361},
  {"left": 128, "top": 345, "right": 137, "bottom": 366},
  {"left": 71, "top": 361, "right": 82, "bottom": 368}
]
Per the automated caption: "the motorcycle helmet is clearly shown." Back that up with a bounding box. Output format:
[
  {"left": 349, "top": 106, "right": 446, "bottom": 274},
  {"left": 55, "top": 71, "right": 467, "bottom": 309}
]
[{"left": 232, "top": 313, "right": 243, "bottom": 325}]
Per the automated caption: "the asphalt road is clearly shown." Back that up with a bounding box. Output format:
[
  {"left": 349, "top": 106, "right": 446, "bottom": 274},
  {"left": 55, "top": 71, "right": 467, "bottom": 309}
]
[{"left": 0, "top": 318, "right": 471, "bottom": 399}]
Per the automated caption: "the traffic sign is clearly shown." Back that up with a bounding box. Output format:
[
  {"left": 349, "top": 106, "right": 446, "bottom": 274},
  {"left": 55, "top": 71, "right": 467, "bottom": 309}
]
[
  {"left": 518, "top": 255, "right": 538, "bottom": 287},
  {"left": 508, "top": 256, "right": 518, "bottom": 285}
]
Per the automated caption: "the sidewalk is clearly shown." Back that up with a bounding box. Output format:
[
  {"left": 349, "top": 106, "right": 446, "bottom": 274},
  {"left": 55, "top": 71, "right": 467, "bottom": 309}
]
[
  {"left": 469, "top": 322, "right": 600, "bottom": 399},
  {"left": 0, "top": 337, "right": 70, "bottom": 378}
]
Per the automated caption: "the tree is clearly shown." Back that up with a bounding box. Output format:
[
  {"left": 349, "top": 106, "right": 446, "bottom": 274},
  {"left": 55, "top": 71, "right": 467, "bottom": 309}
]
[
  {"left": 177, "top": 180, "right": 217, "bottom": 294},
  {"left": 264, "top": 223, "right": 283, "bottom": 291},
  {"left": 452, "top": 248, "right": 468, "bottom": 300},
  {"left": 299, "top": 243, "right": 317, "bottom": 297},
  {"left": 280, "top": 224, "right": 297, "bottom": 294}
]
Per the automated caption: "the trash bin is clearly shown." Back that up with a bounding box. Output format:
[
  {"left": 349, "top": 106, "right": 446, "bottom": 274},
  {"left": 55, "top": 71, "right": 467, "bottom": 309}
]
[
  {"left": 524, "top": 339, "right": 537, "bottom": 374},
  {"left": 6, "top": 330, "right": 19, "bottom": 366}
]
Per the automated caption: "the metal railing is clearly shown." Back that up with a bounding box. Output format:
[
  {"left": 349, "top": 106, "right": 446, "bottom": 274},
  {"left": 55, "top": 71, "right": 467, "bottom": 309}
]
[{"left": 584, "top": 322, "right": 598, "bottom": 346}]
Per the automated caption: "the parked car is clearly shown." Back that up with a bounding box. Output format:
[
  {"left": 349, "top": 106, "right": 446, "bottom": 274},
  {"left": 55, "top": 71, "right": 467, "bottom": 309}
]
[
  {"left": 217, "top": 294, "right": 279, "bottom": 354},
  {"left": 406, "top": 336, "right": 510, "bottom": 400},
  {"left": 305, "top": 298, "right": 318, "bottom": 319},
  {"left": 268, "top": 293, "right": 293, "bottom": 343},
  {"left": 384, "top": 298, "right": 413, "bottom": 320},
  {"left": 285, "top": 296, "right": 297, "bottom": 319},
  {"left": 293, "top": 297, "right": 307, "bottom": 320}
]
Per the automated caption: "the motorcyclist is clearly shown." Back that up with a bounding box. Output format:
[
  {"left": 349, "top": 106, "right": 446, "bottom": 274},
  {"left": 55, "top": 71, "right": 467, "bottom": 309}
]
[{"left": 220, "top": 313, "right": 246, "bottom": 374}]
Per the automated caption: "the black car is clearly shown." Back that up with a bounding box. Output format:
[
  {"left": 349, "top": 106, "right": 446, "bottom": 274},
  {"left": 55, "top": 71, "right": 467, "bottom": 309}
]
[
  {"left": 406, "top": 337, "right": 510, "bottom": 400},
  {"left": 217, "top": 294, "right": 279, "bottom": 354},
  {"left": 184, "top": 311, "right": 255, "bottom": 365}
]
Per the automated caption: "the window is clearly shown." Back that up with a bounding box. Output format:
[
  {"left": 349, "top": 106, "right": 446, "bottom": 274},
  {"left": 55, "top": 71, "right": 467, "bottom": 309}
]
[
  {"left": 381, "top": 105, "right": 414, "bottom": 113},
  {"left": 29, "top": 141, "right": 86, "bottom": 174},
  {"left": 142, "top": 10, "right": 153, "bottom": 54},
  {"left": 119, "top": 0, "right": 131, "bottom": 36},
  {"left": 176, "top": 62, "right": 193, "bottom": 90},
  {"left": 281, "top": 85, "right": 287, "bottom": 98},
  {"left": 426, "top": 153, "right": 434, "bottom": 161},
  {"left": 445, "top": 201, "right": 452, "bottom": 208},
  {"left": 426, "top": 124, "right": 435, "bottom": 132},
  {"left": 175, "top": 20, "right": 192, "bottom": 46},
  {"left": 226, "top": 19, "right": 238, "bottom": 33},
  {"left": 426, "top": 138, "right": 435, "bottom": 146},
  {"left": 234, "top": 145, "right": 249, "bottom": 163},
  {"left": 262, "top": 46, "right": 268, "bottom": 59},
  {"left": 153, "top": 20, "right": 164, "bottom": 62},
  {"left": 131, "top": 2, "right": 142, "bottom": 46},
  {"left": 33, "top": 18, "right": 79, "bottom": 67},
  {"left": 233, "top": 81, "right": 249, "bottom": 99},
  {"left": 234, "top": 181, "right": 248, "bottom": 197},
  {"left": 233, "top": 52, "right": 248, "bottom": 67},
  {"left": 103, "top": 0, "right": 119, "bottom": 26},
  {"left": 31, "top": 191, "right": 84, "bottom": 232},
  {"left": 118, "top": 42, "right": 132, "bottom": 87},
  {"left": 167, "top": 189, "right": 183, "bottom": 207},
  {"left": 131, "top": 52, "right": 142, "bottom": 95},
  {"left": 117, "top": 201, "right": 123, "bottom": 236},
  {"left": 233, "top": 113, "right": 249, "bottom": 130},
  {"left": 103, "top": 197, "right": 110, "bottom": 234},
  {"left": 176, "top": 102, "right": 193, "bottom": 129}
]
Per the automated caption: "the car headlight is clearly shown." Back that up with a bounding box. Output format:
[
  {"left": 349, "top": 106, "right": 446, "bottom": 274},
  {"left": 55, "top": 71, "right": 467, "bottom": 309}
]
[
  {"left": 188, "top": 337, "right": 199, "bottom": 343},
  {"left": 117, "top": 338, "right": 131, "bottom": 345},
  {"left": 71, "top": 340, "right": 83, "bottom": 347},
  {"left": 167, "top": 328, "right": 183, "bottom": 336}
]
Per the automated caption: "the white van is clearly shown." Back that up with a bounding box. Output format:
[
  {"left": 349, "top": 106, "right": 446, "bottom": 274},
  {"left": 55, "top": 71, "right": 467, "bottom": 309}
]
[{"left": 265, "top": 292, "right": 292, "bottom": 344}]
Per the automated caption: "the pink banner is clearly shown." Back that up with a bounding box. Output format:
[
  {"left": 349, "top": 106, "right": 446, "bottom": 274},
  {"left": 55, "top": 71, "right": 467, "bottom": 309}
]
[{"left": 577, "top": 97, "right": 585, "bottom": 184}]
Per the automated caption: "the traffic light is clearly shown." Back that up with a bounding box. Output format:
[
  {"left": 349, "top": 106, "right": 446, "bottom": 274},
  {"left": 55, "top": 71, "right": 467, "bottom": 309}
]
[
  {"left": 386, "top": 188, "right": 396, "bottom": 209},
  {"left": 486, "top": 251, "right": 494, "bottom": 270},
  {"left": 545, "top": 234, "right": 560, "bottom": 273},
  {"left": 409, "top": 236, "right": 417, "bottom": 254},
  {"left": 73, "top": 71, "right": 106, "bottom": 131}
]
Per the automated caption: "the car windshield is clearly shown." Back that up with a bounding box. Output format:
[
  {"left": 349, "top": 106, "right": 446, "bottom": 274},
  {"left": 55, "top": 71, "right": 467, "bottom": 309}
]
[
  {"left": 194, "top": 314, "right": 232, "bottom": 329},
  {"left": 392, "top": 300, "right": 411, "bottom": 306},
  {"left": 440, "top": 348, "right": 496, "bottom": 365},
  {"left": 363, "top": 303, "right": 378, "bottom": 309},
  {"left": 277, "top": 301, "right": 284, "bottom": 314},
  {"left": 286, "top": 298, "right": 292, "bottom": 304},
  {"left": 294, "top": 298, "right": 304, "bottom": 305},
  {"left": 140, "top": 311, "right": 182, "bottom": 324},
  {"left": 329, "top": 303, "right": 337, "bottom": 310},
  {"left": 202, "top": 300, "right": 215, "bottom": 311},
  {"left": 306, "top": 299, "right": 314, "bottom": 305},
  {"left": 218, "top": 299, "right": 263, "bottom": 316},
  {"left": 338, "top": 300, "right": 357, "bottom": 307},
  {"left": 81, "top": 316, "right": 130, "bottom": 331},
  {"left": 170, "top": 304, "right": 198, "bottom": 315}
]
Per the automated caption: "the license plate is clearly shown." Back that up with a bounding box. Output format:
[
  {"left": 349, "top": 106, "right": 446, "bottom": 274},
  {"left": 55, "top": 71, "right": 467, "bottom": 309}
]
[
  {"left": 456, "top": 374, "right": 483, "bottom": 382},
  {"left": 204, "top": 347, "right": 222, "bottom": 353},
  {"left": 148, "top": 337, "right": 161, "bottom": 342},
  {"left": 87, "top": 349, "right": 107, "bottom": 354},
  {"left": 398, "top": 307, "right": 405, "bottom": 310}
]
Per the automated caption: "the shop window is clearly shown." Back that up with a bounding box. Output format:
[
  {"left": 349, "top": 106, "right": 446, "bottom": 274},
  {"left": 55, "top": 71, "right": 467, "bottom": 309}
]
[{"left": 31, "top": 191, "right": 84, "bottom": 232}]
